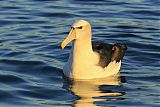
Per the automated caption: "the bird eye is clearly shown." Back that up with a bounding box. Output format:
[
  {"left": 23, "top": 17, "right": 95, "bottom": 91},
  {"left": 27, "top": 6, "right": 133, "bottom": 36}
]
[
  {"left": 78, "top": 26, "right": 83, "bottom": 29},
  {"left": 71, "top": 27, "right": 75, "bottom": 30}
]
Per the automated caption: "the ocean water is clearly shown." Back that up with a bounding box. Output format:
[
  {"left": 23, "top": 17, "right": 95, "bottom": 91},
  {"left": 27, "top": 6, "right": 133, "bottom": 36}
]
[{"left": 0, "top": 0, "right": 160, "bottom": 107}]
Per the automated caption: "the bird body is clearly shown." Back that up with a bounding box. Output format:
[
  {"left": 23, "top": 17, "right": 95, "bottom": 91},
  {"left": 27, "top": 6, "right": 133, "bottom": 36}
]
[{"left": 61, "top": 20, "right": 127, "bottom": 79}]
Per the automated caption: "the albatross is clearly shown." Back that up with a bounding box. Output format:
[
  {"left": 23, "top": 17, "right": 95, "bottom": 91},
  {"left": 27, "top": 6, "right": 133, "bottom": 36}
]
[{"left": 61, "top": 20, "right": 127, "bottom": 79}]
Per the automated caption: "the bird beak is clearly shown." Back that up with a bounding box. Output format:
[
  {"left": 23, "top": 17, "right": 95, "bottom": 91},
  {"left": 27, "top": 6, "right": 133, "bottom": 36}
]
[{"left": 61, "top": 28, "right": 76, "bottom": 49}]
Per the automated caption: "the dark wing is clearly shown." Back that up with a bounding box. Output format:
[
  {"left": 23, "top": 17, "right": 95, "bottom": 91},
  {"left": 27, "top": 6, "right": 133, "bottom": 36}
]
[
  {"left": 92, "top": 41, "right": 127, "bottom": 68},
  {"left": 92, "top": 41, "right": 113, "bottom": 68},
  {"left": 111, "top": 43, "right": 127, "bottom": 63}
]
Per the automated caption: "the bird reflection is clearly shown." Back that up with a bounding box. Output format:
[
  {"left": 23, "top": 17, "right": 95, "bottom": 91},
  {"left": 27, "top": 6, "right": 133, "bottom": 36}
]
[{"left": 63, "top": 75, "right": 125, "bottom": 107}]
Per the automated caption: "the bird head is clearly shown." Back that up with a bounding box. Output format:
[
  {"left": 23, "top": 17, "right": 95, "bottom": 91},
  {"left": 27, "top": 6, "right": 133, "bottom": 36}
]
[{"left": 61, "top": 20, "right": 91, "bottom": 49}]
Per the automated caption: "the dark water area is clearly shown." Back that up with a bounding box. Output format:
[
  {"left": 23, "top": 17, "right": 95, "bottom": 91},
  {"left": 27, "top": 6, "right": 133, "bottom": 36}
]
[{"left": 0, "top": 0, "right": 160, "bottom": 107}]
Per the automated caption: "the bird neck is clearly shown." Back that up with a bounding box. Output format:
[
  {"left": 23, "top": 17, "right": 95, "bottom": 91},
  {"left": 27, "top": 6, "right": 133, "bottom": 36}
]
[
  {"left": 73, "top": 35, "right": 93, "bottom": 57},
  {"left": 70, "top": 33, "right": 95, "bottom": 68}
]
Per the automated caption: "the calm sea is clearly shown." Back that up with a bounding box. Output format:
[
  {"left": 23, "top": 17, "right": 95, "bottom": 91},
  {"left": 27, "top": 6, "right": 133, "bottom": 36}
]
[{"left": 0, "top": 0, "right": 160, "bottom": 107}]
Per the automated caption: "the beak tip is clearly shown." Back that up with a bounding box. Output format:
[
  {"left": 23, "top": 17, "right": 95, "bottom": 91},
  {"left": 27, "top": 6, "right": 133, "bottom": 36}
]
[{"left": 61, "top": 43, "right": 65, "bottom": 49}]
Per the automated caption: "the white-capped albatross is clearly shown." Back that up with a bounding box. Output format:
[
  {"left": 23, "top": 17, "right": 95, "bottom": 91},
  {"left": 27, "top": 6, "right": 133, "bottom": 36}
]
[{"left": 61, "top": 20, "right": 127, "bottom": 79}]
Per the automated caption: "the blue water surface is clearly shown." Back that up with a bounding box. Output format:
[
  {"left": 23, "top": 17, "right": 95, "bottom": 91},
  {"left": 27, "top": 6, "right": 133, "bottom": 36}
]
[{"left": 0, "top": 0, "right": 160, "bottom": 107}]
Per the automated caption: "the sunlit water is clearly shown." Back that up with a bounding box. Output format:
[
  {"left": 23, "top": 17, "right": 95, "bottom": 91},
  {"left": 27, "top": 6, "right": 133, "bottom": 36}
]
[{"left": 0, "top": 0, "right": 160, "bottom": 107}]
